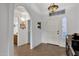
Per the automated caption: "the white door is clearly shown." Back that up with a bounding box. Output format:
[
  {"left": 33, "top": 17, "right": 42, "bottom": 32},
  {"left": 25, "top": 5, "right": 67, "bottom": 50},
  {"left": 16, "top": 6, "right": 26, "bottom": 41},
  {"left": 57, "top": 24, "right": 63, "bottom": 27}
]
[{"left": 46, "top": 15, "right": 66, "bottom": 47}]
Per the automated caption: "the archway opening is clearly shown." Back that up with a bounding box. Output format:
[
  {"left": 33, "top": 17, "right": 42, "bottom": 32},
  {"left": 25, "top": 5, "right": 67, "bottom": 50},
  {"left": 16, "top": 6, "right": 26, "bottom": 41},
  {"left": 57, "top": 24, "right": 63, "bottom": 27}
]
[{"left": 13, "top": 6, "right": 31, "bottom": 54}]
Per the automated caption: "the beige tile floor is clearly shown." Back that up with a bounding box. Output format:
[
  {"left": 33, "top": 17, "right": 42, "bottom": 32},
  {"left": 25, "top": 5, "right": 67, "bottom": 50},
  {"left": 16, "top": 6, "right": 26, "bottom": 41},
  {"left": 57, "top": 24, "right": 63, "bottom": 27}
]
[{"left": 14, "top": 43, "right": 66, "bottom": 56}]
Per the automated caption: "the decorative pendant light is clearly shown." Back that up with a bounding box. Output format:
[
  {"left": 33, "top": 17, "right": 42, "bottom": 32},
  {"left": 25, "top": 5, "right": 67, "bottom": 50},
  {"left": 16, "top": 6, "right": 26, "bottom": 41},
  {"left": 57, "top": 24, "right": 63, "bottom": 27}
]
[{"left": 48, "top": 3, "right": 59, "bottom": 13}]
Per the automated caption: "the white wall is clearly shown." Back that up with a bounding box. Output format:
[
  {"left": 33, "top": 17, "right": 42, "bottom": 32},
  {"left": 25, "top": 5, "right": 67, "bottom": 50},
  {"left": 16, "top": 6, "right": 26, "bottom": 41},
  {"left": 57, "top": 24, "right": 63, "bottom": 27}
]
[
  {"left": 0, "top": 3, "right": 14, "bottom": 56},
  {"left": 8, "top": 4, "right": 14, "bottom": 56},
  {"left": 41, "top": 16, "right": 52, "bottom": 43},
  {"left": 66, "top": 5, "right": 79, "bottom": 34},
  {"left": 31, "top": 17, "right": 42, "bottom": 49},
  {"left": 18, "top": 20, "right": 28, "bottom": 46}
]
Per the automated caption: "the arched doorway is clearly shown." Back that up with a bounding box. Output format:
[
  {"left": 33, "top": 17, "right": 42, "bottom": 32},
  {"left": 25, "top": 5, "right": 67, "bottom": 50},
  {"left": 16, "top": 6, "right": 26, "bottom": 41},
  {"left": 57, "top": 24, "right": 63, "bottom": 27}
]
[{"left": 13, "top": 6, "right": 31, "bottom": 48}]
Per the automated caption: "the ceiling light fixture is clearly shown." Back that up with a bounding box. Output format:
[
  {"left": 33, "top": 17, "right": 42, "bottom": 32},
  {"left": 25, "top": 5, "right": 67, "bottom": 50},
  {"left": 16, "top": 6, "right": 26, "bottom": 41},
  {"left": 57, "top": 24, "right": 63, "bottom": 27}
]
[{"left": 48, "top": 3, "right": 59, "bottom": 13}]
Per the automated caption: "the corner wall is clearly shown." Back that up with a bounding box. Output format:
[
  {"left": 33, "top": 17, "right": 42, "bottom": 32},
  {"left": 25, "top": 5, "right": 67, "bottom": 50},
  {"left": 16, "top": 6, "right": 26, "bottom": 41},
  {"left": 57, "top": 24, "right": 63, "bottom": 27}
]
[{"left": 30, "top": 14, "right": 42, "bottom": 49}]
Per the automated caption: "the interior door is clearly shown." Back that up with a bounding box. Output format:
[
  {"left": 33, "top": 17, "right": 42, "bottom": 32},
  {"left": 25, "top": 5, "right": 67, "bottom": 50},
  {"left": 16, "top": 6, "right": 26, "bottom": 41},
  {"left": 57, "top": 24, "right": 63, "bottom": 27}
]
[
  {"left": 46, "top": 15, "right": 66, "bottom": 46},
  {"left": 45, "top": 16, "right": 60, "bottom": 45}
]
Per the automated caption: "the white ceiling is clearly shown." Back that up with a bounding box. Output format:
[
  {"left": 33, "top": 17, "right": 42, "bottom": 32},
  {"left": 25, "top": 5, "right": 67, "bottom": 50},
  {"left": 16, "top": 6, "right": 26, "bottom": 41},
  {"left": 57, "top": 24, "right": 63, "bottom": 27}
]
[
  {"left": 27, "top": 3, "right": 78, "bottom": 15},
  {"left": 14, "top": 3, "right": 78, "bottom": 16},
  {"left": 14, "top": 5, "right": 31, "bottom": 25},
  {"left": 14, "top": 3, "right": 78, "bottom": 24}
]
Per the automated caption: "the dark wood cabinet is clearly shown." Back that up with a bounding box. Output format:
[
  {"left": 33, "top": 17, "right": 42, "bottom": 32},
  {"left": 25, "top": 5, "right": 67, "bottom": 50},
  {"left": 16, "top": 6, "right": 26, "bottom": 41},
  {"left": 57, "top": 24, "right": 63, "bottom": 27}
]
[{"left": 14, "top": 34, "right": 17, "bottom": 45}]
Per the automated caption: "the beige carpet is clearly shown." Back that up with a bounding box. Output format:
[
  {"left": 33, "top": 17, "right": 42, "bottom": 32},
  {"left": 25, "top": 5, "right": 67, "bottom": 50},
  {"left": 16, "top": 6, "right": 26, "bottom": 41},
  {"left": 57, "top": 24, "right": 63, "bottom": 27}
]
[{"left": 14, "top": 43, "right": 66, "bottom": 56}]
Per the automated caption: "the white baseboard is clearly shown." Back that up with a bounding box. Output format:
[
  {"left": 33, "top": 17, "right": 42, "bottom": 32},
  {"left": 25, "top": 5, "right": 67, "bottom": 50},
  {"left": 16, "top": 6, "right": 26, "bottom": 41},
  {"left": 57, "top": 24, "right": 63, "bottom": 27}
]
[
  {"left": 42, "top": 41, "right": 66, "bottom": 47},
  {"left": 59, "top": 43, "right": 66, "bottom": 47}
]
